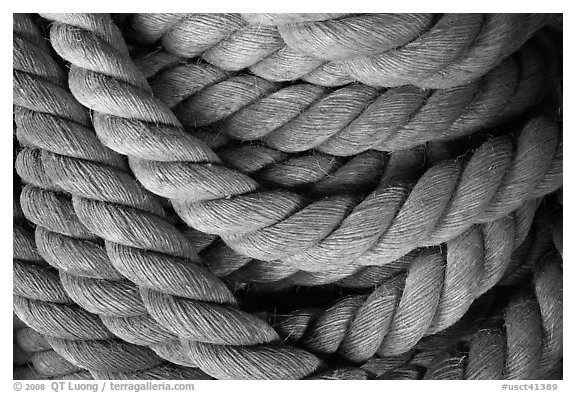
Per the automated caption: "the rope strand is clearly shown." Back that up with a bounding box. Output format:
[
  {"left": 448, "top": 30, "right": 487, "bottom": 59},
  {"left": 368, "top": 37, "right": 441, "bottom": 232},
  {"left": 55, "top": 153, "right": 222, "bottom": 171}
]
[
  {"left": 39, "top": 13, "right": 329, "bottom": 380},
  {"left": 130, "top": 13, "right": 548, "bottom": 88},
  {"left": 42, "top": 14, "right": 562, "bottom": 275},
  {"left": 13, "top": 12, "right": 562, "bottom": 380},
  {"left": 425, "top": 252, "right": 562, "bottom": 380},
  {"left": 137, "top": 32, "right": 553, "bottom": 156},
  {"left": 270, "top": 203, "right": 541, "bottom": 361}
]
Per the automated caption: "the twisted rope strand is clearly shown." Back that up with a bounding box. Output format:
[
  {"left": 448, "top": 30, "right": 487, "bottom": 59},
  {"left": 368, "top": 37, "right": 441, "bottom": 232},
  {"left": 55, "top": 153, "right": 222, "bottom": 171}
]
[
  {"left": 14, "top": 144, "right": 170, "bottom": 376},
  {"left": 13, "top": 13, "right": 245, "bottom": 380},
  {"left": 138, "top": 46, "right": 422, "bottom": 288},
  {"left": 43, "top": 15, "right": 562, "bottom": 274},
  {"left": 130, "top": 13, "right": 352, "bottom": 87},
  {"left": 131, "top": 13, "right": 548, "bottom": 88},
  {"left": 14, "top": 154, "right": 211, "bottom": 380},
  {"left": 139, "top": 55, "right": 514, "bottom": 289},
  {"left": 14, "top": 325, "right": 91, "bottom": 379},
  {"left": 39, "top": 14, "right": 562, "bottom": 378},
  {"left": 179, "top": 117, "right": 561, "bottom": 272},
  {"left": 270, "top": 201, "right": 540, "bottom": 361},
  {"left": 14, "top": 12, "right": 195, "bottom": 357},
  {"left": 273, "top": 14, "right": 548, "bottom": 88},
  {"left": 140, "top": 58, "right": 432, "bottom": 286},
  {"left": 15, "top": 13, "right": 563, "bottom": 380},
  {"left": 13, "top": 180, "right": 177, "bottom": 377},
  {"left": 358, "top": 294, "right": 498, "bottom": 379},
  {"left": 425, "top": 252, "right": 562, "bottom": 380},
  {"left": 180, "top": 143, "right": 462, "bottom": 287},
  {"left": 138, "top": 36, "right": 552, "bottom": 156},
  {"left": 14, "top": 160, "right": 211, "bottom": 379},
  {"left": 38, "top": 13, "right": 326, "bottom": 380},
  {"left": 138, "top": 51, "right": 545, "bottom": 292},
  {"left": 310, "top": 235, "right": 561, "bottom": 380}
]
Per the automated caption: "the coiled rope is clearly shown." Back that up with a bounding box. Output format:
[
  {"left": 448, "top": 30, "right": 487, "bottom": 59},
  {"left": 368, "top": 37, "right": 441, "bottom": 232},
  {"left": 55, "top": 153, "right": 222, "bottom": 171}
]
[
  {"left": 425, "top": 251, "right": 562, "bottom": 380},
  {"left": 130, "top": 13, "right": 549, "bottom": 88},
  {"left": 16, "top": 13, "right": 343, "bottom": 380},
  {"left": 14, "top": 319, "right": 91, "bottom": 380},
  {"left": 42, "top": 14, "right": 562, "bottom": 273},
  {"left": 14, "top": 12, "right": 562, "bottom": 380},
  {"left": 135, "top": 36, "right": 553, "bottom": 156},
  {"left": 270, "top": 202, "right": 556, "bottom": 362}
]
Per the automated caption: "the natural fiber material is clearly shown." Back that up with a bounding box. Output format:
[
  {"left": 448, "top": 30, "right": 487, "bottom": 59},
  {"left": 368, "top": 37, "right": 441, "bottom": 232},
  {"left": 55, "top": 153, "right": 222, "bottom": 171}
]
[
  {"left": 130, "top": 13, "right": 549, "bottom": 88},
  {"left": 14, "top": 12, "right": 562, "bottom": 381},
  {"left": 16, "top": 13, "right": 333, "bottom": 380},
  {"left": 425, "top": 253, "right": 562, "bottom": 380},
  {"left": 13, "top": 173, "right": 184, "bottom": 377},
  {"left": 135, "top": 35, "right": 554, "bottom": 155},
  {"left": 14, "top": 323, "right": 90, "bottom": 379},
  {"left": 15, "top": 14, "right": 183, "bottom": 374},
  {"left": 271, "top": 202, "right": 554, "bottom": 361},
  {"left": 43, "top": 14, "right": 562, "bottom": 272}
]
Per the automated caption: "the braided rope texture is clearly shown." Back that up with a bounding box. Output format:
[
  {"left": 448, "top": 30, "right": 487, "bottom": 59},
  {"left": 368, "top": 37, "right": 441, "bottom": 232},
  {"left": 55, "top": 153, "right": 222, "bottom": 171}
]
[{"left": 13, "top": 13, "right": 562, "bottom": 380}]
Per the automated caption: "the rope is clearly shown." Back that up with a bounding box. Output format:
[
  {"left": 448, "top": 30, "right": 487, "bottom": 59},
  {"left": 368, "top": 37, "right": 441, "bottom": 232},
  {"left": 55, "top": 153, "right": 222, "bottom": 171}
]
[
  {"left": 42, "top": 14, "right": 562, "bottom": 274},
  {"left": 130, "top": 13, "right": 549, "bottom": 88},
  {"left": 269, "top": 204, "right": 545, "bottom": 362},
  {"left": 21, "top": 13, "right": 331, "bottom": 380},
  {"left": 424, "top": 252, "right": 562, "bottom": 380},
  {"left": 14, "top": 169, "right": 213, "bottom": 379},
  {"left": 136, "top": 33, "right": 554, "bottom": 156},
  {"left": 171, "top": 190, "right": 539, "bottom": 290},
  {"left": 259, "top": 290, "right": 498, "bottom": 379},
  {"left": 179, "top": 117, "right": 561, "bottom": 270},
  {"left": 137, "top": 58, "right": 459, "bottom": 287},
  {"left": 13, "top": 183, "right": 190, "bottom": 377},
  {"left": 135, "top": 43, "right": 555, "bottom": 289},
  {"left": 13, "top": 144, "right": 211, "bottom": 378},
  {"left": 13, "top": 12, "right": 562, "bottom": 380},
  {"left": 14, "top": 323, "right": 90, "bottom": 380},
  {"left": 14, "top": 13, "right": 188, "bottom": 370}
]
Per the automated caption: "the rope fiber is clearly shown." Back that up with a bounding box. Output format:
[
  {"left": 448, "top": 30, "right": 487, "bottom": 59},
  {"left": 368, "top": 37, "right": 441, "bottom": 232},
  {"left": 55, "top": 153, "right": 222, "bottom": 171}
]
[{"left": 13, "top": 12, "right": 562, "bottom": 381}]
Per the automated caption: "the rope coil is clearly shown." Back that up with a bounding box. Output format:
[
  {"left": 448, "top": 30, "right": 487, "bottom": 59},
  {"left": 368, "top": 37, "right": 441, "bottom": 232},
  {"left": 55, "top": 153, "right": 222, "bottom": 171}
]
[
  {"left": 14, "top": 12, "right": 562, "bottom": 380},
  {"left": 131, "top": 13, "right": 549, "bottom": 88}
]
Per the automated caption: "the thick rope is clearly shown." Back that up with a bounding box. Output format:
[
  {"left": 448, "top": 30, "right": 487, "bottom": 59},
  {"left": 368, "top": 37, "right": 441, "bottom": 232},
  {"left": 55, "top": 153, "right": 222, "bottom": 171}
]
[
  {"left": 14, "top": 13, "right": 205, "bottom": 353},
  {"left": 353, "top": 294, "right": 496, "bottom": 379},
  {"left": 42, "top": 14, "right": 562, "bottom": 276},
  {"left": 13, "top": 12, "right": 563, "bottom": 381},
  {"left": 137, "top": 49, "right": 553, "bottom": 290},
  {"left": 179, "top": 147, "right": 423, "bottom": 288},
  {"left": 138, "top": 59, "right": 432, "bottom": 288},
  {"left": 15, "top": 41, "right": 173, "bottom": 353},
  {"left": 12, "top": 14, "right": 241, "bottom": 379},
  {"left": 13, "top": 181, "right": 193, "bottom": 378},
  {"left": 32, "top": 13, "right": 332, "bottom": 380},
  {"left": 353, "top": 242, "right": 562, "bottom": 380},
  {"left": 14, "top": 175, "right": 214, "bottom": 380},
  {"left": 13, "top": 14, "right": 219, "bottom": 379},
  {"left": 14, "top": 149, "right": 211, "bottom": 379},
  {"left": 177, "top": 117, "right": 562, "bottom": 271},
  {"left": 424, "top": 252, "right": 562, "bottom": 380},
  {"left": 282, "top": 294, "right": 496, "bottom": 379},
  {"left": 14, "top": 324, "right": 91, "bottom": 380},
  {"left": 138, "top": 50, "right": 444, "bottom": 288},
  {"left": 137, "top": 35, "right": 553, "bottom": 156},
  {"left": 122, "top": 200, "right": 540, "bottom": 368},
  {"left": 189, "top": 209, "right": 563, "bottom": 380},
  {"left": 130, "top": 13, "right": 548, "bottom": 88},
  {"left": 14, "top": 146, "right": 160, "bottom": 377},
  {"left": 161, "top": 147, "right": 531, "bottom": 290},
  {"left": 269, "top": 203, "right": 543, "bottom": 362}
]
